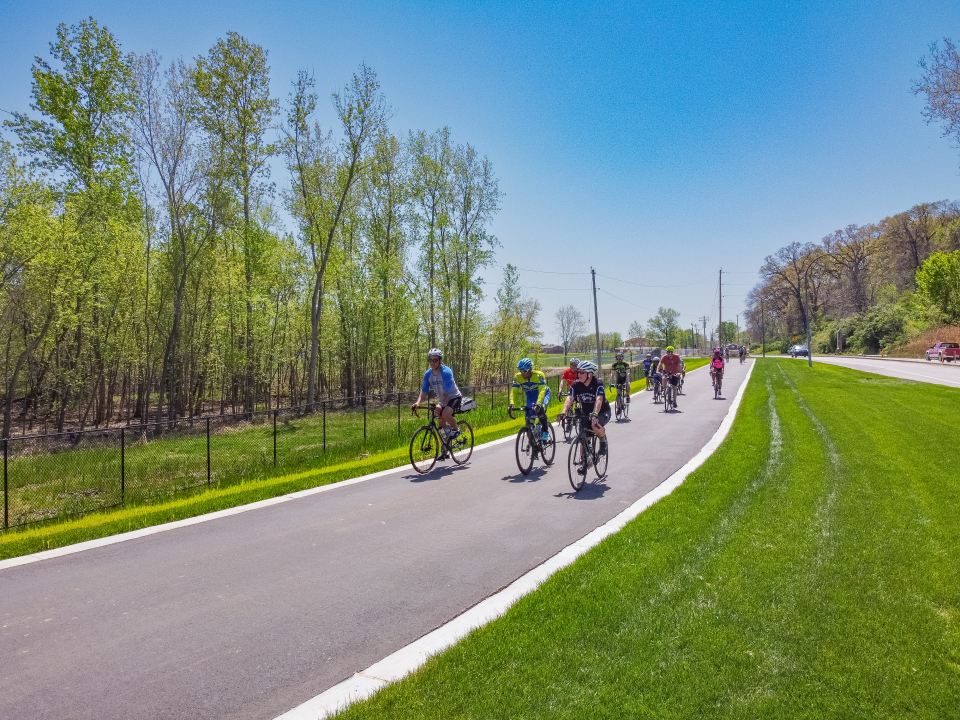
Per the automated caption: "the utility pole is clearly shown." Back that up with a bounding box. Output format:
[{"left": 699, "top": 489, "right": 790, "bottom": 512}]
[
  {"left": 700, "top": 316, "right": 708, "bottom": 353},
  {"left": 736, "top": 313, "right": 740, "bottom": 345},
  {"left": 591, "top": 267, "right": 602, "bottom": 369},
  {"left": 718, "top": 268, "right": 723, "bottom": 347},
  {"left": 761, "top": 298, "right": 765, "bottom": 358},
  {"left": 804, "top": 282, "right": 813, "bottom": 368}
]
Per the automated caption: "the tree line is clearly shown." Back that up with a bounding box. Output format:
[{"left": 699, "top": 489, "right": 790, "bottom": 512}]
[
  {"left": 0, "top": 18, "right": 541, "bottom": 437},
  {"left": 743, "top": 38, "right": 960, "bottom": 354}
]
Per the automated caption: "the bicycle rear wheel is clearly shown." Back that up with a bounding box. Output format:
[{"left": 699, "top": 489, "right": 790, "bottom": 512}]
[
  {"left": 409, "top": 426, "right": 439, "bottom": 474},
  {"left": 592, "top": 435, "right": 608, "bottom": 478},
  {"left": 562, "top": 417, "right": 573, "bottom": 442},
  {"left": 568, "top": 437, "right": 588, "bottom": 491},
  {"left": 615, "top": 393, "right": 623, "bottom": 421},
  {"left": 451, "top": 421, "right": 474, "bottom": 465},
  {"left": 515, "top": 427, "right": 534, "bottom": 475}
]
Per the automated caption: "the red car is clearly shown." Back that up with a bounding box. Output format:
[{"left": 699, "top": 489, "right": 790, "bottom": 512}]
[{"left": 925, "top": 342, "right": 960, "bottom": 362}]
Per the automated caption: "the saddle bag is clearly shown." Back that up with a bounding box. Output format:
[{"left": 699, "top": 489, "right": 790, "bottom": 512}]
[{"left": 457, "top": 396, "right": 477, "bottom": 413}]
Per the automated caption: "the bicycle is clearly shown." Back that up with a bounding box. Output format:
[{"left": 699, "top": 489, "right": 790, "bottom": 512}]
[
  {"left": 409, "top": 402, "right": 475, "bottom": 473},
  {"left": 614, "top": 383, "right": 629, "bottom": 421},
  {"left": 564, "top": 409, "right": 608, "bottom": 491},
  {"left": 663, "top": 373, "right": 679, "bottom": 412},
  {"left": 711, "top": 369, "right": 723, "bottom": 399},
  {"left": 651, "top": 372, "right": 662, "bottom": 403},
  {"left": 508, "top": 405, "right": 556, "bottom": 475}
]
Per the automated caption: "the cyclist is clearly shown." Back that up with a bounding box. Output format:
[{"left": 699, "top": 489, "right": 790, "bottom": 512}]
[
  {"left": 560, "top": 357, "right": 580, "bottom": 397},
  {"left": 710, "top": 347, "right": 725, "bottom": 388},
  {"left": 610, "top": 352, "right": 631, "bottom": 405},
  {"left": 642, "top": 353, "right": 655, "bottom": 390},
  {"left": 412, "top": 348, "right": 461, "bottom": 443},
  {"left": 509, "top": 358, "right": 552, "bottom": 443},
  {"left": 556, "top": 360, "right": 610, "bottom": 457},
  {"left": 656, "top": 346, "right": 684, "bottom": 408},
  {"left": 738, "top": 344, "right": 746, "bottom": 364}
]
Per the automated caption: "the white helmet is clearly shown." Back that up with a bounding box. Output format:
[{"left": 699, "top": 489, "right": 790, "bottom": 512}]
[
  {"left": 427, "top": 348, "right": 442, "bottom": 359},
  {"left": 577, "top": 360, "right": 598, "bottom": 374}
]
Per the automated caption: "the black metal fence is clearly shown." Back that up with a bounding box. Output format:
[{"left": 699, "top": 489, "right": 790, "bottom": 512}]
[{"left": 0, "top": 367, "right": 644, "bottom": 531}]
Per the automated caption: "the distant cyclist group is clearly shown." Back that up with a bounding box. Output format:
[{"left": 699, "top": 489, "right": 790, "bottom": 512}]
[{"left": 408, "top": 343, "right": 741, "bottom": 489}]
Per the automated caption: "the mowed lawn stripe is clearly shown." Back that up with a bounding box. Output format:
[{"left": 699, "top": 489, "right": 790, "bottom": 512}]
[{"left": 333, "top": 360, "right": 959, "bottom": 719}]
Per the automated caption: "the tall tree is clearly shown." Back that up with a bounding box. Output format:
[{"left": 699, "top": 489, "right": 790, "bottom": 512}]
[
  {"left": 647, "top": 307, "right": 681, "bottom": 347},
  {"left": 194, "top": 31, "right": 277, "bottom": 413},
  {"left": 284, "top": 64, "right": 387, "bottom": 408},
  {"left": 556, "top": 304, "right": 587, "bottom": 357},
  {"left": 914, "top": 39, "right": 960, "bottom": 166}
]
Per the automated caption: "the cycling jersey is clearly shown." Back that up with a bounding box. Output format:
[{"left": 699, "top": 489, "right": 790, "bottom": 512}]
[
  {"left": 611, "top": 361, "right": 630, "bottom": 382},
  {"left": 511, "top": 370, "right": 550, "bottom": 407},
  {"left": 710, "top": 357, "right": 725, "bottom": 370},
  {"left": 561, "top": 368, "right": 579, "bottom": 389},
  {"left": 421, "top": 364, "right": 461, "bottom": 405},
  {"left": 569, "top": 377, "right": 610, "bottom": 414},
  {"left": 643, "top": 359, "right": 654, "bottom": 375},
  {"left": 658, "top": 354, "right": 683, "bottom": 375}
]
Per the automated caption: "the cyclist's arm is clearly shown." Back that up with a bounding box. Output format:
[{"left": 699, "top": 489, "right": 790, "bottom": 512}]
[
  {"left": 593, "top": 392, "right": 605, "bottom": 414},
  {"left": 439, "top": 366, "right": 456, "bottom": 405},
  {"left": 414, "top": 372, "right": 431, "bottom": 407},
  {"left": 509, "top": 378, "right": 521, "bottom": 407}
]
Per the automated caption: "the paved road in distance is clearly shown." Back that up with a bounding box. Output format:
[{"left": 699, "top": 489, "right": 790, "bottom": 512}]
[
  {"left": 2, "top": 360, "right": 752, "bottom": 720},
  {"left": 786, "top": 355, "right": 960, "bottom": 388}
]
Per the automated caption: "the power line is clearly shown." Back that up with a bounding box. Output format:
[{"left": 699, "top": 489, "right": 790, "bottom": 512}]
[
  {"left": 493, "top": 264, "right": 586, "bottom": 276},
  {"left": 596, "top": 288, "right": 657, "bottom": 312},
  {"left": 520, "top": 285, "right": 591, "bottom": 291},
  {"left": 596, "top": 272, "right": 713, "bottom": 289}
]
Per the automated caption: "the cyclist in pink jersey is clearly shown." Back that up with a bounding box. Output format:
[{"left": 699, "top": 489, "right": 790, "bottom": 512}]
[{"left": 710, "top": 348, "right": 725, "bottom": 387}]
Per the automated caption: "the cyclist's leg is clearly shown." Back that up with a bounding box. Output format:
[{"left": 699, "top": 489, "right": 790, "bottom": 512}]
[{"left": 441, "top": 403, "right": 459, "bottom": 434}]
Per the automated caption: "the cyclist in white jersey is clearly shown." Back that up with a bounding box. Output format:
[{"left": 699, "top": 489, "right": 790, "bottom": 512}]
[{"left": 412, "top": 348, "right": 461, "bottom": 440}]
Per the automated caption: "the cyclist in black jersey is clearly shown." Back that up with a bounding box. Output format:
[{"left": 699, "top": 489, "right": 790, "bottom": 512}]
[{"left": 609, "top": 352, "right": 631, "bottom": 405}]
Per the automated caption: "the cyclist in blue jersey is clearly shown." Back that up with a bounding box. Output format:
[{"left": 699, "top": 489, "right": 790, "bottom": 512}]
[
  {"left": 412, "top": 348, "right": 461, "bottom": 441},
  {"left": 643, "top": 353, "right": 655, "bottom": 390},
  {"left": 509, "top": 358, "right": 552, "bottom": 443}
]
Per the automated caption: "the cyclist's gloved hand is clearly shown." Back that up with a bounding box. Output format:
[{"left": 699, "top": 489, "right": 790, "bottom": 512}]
[
  {"left": 533, "top": 404, "right": 543, "bottom": 412},
  {"left": 590, "top": 412, "right": 598, "bottom": 419},
  {"left": 556, "top": 413, "right": 565, "bottom": 424},
  {"left": 508, "top": 404, "right": 514, "bottom": 412}
]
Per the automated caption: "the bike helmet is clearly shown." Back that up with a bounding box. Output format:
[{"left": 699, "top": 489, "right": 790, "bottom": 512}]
[
  {"left": 517, "top": 358, "right": 533, "bottom": 371},
  {"left": 577, "top": 360, "right": 598, "bottom": 374},
  {"left": 569, "top": 357, "right": 579, "bottom": 366},
  {"left": 646, "top": 353, "right": 652, "bottom": 357},
  {"left": 427, "top": 348, "right": 442, "bottom": 359},
  {"left": 615, "top": 352, "right": 624, "bottom": 359},
  {"left": 666, "top": 346, "right": 675, "bottom": 352}
]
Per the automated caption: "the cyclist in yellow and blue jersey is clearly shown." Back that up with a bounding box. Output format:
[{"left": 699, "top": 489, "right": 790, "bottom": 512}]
[{"left": 509, "top": 358, "right": 552, "bottom": 443}]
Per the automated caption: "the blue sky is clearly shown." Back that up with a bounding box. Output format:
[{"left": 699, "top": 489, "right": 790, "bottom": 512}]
[{"left": 1, "top": 0, "right": 958, "bottom": 343}]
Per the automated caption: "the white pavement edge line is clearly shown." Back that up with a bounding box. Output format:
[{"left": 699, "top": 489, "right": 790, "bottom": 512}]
[
  {"left": 277, "top": 360, "right": 757, "bottom": 720},
  {"left": 0, "top": 431, "right": 518, "bottom": 573}
]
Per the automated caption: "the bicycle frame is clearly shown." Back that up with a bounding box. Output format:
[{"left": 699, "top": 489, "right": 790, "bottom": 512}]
[{"left": 412, "top": 403, "right": 456, "bottom": 453}]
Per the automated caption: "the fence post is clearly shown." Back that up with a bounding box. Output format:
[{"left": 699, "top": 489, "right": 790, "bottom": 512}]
[
  {"left": 322, "top": 402, "right": 326, "bottom": 453},
  {"left": 206, "top": 418, "right": 211, "bottom": 485},
  {"left": 273, "top": 409, "right": 277, "bottom": 466},
  {"left": 121, "top": 427, "right": 125, "bottom": 502},
  {"left": 363, "top": 394, "right": 367, "bottom": 441},
  {"left": 490, "top": 383, "right": 494, "bottom": 410},
  {"left": 397, "top": 391, "right": 401, "bottom": 435},
  {"left": 3, "top": 438, "right": 7, "bottom": 529}
]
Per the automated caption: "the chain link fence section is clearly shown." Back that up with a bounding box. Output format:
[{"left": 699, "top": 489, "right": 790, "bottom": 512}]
[{"left": 0, "top": 379, "right": 560, "bottom": 532}]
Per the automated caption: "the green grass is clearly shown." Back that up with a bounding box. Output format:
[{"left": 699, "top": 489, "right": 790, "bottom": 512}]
[
  {"left": 0, "top": 371, "right": 663, "bottom": 560},
  {"left": 334, "top": 359, "right": 960, "bottom": 719}
]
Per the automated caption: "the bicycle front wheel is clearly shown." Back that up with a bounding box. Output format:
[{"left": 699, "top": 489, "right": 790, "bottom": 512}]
[
  {"left": 615, "top": 394, "right": 623, "bottom": 421},
  {"left": 592, "top": 435, "right": 608, "bottom": 478},
  {"left": 568, "top": 437, "right": 588, "bottom": 492},
  {"left": 562, "top": 417, "right": 573, "bottom": 442},
  {"left": 450, "top": 421, "right": 474, "bottom": 465},
  {"left": 542, "top": 422, "right": 556, "bottom": 466},
  {"left": 515, "top": 427, "right": 534, "bottom": 475},
  {"left": 410, "top": 426, "right": 439, "bottom": 474}
]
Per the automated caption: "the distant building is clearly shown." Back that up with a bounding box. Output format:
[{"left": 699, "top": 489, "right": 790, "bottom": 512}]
[
  {"left": 540, "top": 344, "right": 565, "bottom": 355},
  {"left": 624, "top": 337, "right": 649, "bottom": 348}
]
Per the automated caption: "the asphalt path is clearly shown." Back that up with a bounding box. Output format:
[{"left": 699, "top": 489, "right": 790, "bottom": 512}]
[
  {"left": 786, "top": 355, "right": 960, "bottom": 388},
  {"left": 1, "top": 360, "right": 752, "bottom": 720}
]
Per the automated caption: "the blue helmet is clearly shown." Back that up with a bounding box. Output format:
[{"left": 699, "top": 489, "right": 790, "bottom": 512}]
[{"left": 517, "top": 357, "right": 533, "bottom": 372}]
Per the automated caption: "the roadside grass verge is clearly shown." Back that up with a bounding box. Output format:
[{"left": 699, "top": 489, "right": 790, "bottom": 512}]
[
  {"left": 0, "top": 371, "right": 660, "bottom": 561},
  {"left": 335, "top": 359, "right": 960, "bottom": 718}
]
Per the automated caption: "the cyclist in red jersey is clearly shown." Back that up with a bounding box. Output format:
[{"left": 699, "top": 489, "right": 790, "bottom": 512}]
[
  {"left": 656, "top": 346, "right": 684, "bottom": 408},
  {"left": 561, "top": 358, "right": 580, "bottom": 396}
]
